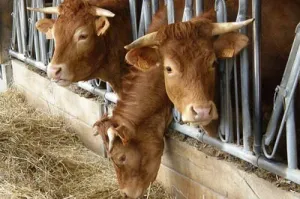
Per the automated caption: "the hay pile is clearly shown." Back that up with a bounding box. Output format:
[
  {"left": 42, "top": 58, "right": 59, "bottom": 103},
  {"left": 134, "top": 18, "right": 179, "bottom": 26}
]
[{"left": 0, "top": 89, "right": 171, "bottom": 199}]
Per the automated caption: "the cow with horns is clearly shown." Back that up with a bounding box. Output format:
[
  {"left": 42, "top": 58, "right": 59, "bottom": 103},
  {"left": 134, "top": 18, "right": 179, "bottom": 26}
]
[
  {"left": 125, "top": 17, "right": 254, "bottom": 136},
  {"left": 94, "top": 16, "right": 252, "bottom": 199},
  {"left": 28, "top": 0, "right": 133, "bottom": 94}
]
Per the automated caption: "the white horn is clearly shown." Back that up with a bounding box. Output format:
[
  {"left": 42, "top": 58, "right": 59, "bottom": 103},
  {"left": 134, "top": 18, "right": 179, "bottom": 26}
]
[
  {"left": 90, "top": 7, "right": 115, "bottom": 17},
  {"left": 211, "top": 18, "right": 254, "bottom": 36},
  {"left": 107, "top": 127, "right": 117, "bottom": 152},
  {"left": 124, "top": 32, "right": 159, "bottom": 50},
  {"left": 27, "top": 7, "right": 59, "bottom": 14}
]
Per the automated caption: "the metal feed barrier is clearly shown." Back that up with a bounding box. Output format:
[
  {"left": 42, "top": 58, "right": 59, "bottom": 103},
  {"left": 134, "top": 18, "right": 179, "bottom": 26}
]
[{"left": 9, "top": 0, "right": 300, "bottom": 185}]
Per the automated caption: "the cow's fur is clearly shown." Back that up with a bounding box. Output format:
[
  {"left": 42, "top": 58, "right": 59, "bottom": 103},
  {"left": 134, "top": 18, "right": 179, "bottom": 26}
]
[
  {"left": 38, "top": 0, "right": 132, "bottom": 93},
  {"left": 94, "top": 48, "right": 172, "bottom": 198}
]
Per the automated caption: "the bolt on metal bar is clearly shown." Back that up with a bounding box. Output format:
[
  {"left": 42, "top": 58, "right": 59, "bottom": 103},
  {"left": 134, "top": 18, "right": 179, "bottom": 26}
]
[
  {"left": 129, "top": 0, "right": 138, "bottom": 40},
  {"left": 252, "top": 0, "right": 262, "bottom": 155},
  {"left": 236, "top": 0, "right": 251, "bottom": 151},
  {"left": 195, "top": 0, "right": 204, "bottom": 16}
]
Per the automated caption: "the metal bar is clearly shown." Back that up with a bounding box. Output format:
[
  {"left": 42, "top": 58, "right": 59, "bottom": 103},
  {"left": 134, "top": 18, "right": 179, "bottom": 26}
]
[
  {"left": 233, "top": 58, "right": 240, "bottom": 145},
  {"left": 28, "top": 0, "right": 35, "bottom": 58},
  {"left": 252, "top": 0, "right": 262, "bottom": 155},
  {"left": 237, "top": 0, "right": 251, "bottom": 151},
  {"left": 215, "top": 0, "right": 233, "bottom": 143},
  {"left": 129, "top": 0, "right": 138, "bottom": 40},
  {"left": 195, "top": 0, "right": 204, "bottom": 16},
  {"left": 138, "top": 2, "right": 145, "bottom": 38},
  {"left": 263, "top": 44, "right": 300, "bottom": 159},
  {"left": 10, "top": 50, "right": 46, "bottom": 71},
  {"left": 15, "top": 1, "right": 23, "bottom": 54},
  {"left": 143, "top": 0, "right": 152, "bottom": 33},
  {"left": 37, "top": 0, "right": 47, "bottom": 65},
  {"left": 166, "top": 0, "right": 175, "bottom": 24},
  {"left": 19, "top": 0, "right": 28, "bottom": 55},
  {"left": 151, "top": 0, "right": 159, "bottom": 15},
  {"left": 286, "top": 96, "right": 297, "bottom": 169},
  {"left": 182, "top": 0, "right": 192, "bottom": 22},
  {"left": 171, "top": 122, "right": 300, "bottom": 185},
  {"left": 264, "top": 26, "right": 300, "bottom": 146},
  {"left": 11, "top": 0, "right": 17, "bottom": 51}
]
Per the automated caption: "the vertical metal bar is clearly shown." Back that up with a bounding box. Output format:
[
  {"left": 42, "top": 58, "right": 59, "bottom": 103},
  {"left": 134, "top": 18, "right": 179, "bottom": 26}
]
[
  {"left": 182, "top": 0, "right": 192, "bottom": 22},
  {"left": 15, "top": 1, "right": 23, "bottom": 54},
  {"left": 129, "top": 0, "right": 138, "bottom": 40},
  {"left": 195, "top": 0, "right": 204, "bottom": 16},
  {"left": 143, "top": 0, "right": 152, "bottom": 33},
  {"left": 138, "top": 2, "right": 145, "bottom": 38},
  {"left": 28, "top": 0, "right": 35, "bottom": 58},
  {"left": 252, "top": 0, "right": 262, "bottom": 155},
  {"left": 215, "top": 0, "right": 233, "bottom": 143},
  {"left": 286, "top": 96, "right": 297, "bottom": 169},
  {"left": 264, "top": 26, "right": 300, "bottom": 146},
  {"left": 237, "top": 0, "right": 251, "bottom": 151},
  {"left": 151, "top": 0, "right": 159, "bottom": 15},
  {"left": 37, "top": 0, "right": 47, "bottom": 64},
  {"left": 233, "top": 58, "right": 240, "bottom": 145},
  {"left": 19, "top": 0, "right": 28, "bottom": 55},
  {"left": 167, "top": 0, "right": 175, "bottom": 24},
  {"left": 11, "top": 0, "right": 17, "bottom": 50}
]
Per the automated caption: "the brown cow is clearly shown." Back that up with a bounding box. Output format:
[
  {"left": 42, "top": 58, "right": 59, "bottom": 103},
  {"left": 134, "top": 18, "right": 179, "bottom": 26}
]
[
  {"left": 125, "top": 17, "right": 252, "bottom": 136},
  {"left": 125, "top": 0, "right": 300, "bottom": 135},
  {"left": 28, "top": 0, "right": 132, "bottom": 93},
  {"left": 94, "top": 47, "right": 172, "bottom": 198}
]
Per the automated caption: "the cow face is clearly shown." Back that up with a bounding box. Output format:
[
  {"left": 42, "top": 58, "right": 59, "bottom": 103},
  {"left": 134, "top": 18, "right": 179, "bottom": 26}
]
[
  {"left": 94, "top": 118, "right": 164, "bottom": 199},
  {"left": 125, "top": 18, "right": 252, "bottom": 135},
  {"left": 29, "top": 0, "right": 114, "bottom": 86}
]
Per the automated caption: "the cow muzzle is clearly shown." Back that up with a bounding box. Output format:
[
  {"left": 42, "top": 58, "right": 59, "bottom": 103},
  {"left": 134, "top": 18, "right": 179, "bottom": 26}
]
[
  {"left": 47, "top": 63, "right": 71, "bottom": 86},
  {"left": 182, "top": 101, "right": 218, "bottom": 125}
]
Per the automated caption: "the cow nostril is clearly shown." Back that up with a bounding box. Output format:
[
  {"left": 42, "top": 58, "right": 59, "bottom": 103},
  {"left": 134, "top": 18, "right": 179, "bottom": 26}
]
[
  {"left": 191, "top": 105, "right": 212, "bottom": 117},
  {"left": 55, "top": 67, "right": 62, "bottom": 76}
]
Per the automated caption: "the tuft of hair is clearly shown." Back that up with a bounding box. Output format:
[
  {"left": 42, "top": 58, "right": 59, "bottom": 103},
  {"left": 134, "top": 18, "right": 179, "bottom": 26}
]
[{"left": 156, "top": 18, "right": 213, "bottom": 44}]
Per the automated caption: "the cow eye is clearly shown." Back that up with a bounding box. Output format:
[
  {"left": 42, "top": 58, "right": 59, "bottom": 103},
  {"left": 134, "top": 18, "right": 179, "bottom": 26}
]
[
  {"left": 78, "top": 34, "right": 88, "bottom": 41},
  {"left": 119, "top": 155, "right": 126, "bottom": 163},
  {"left": 165, "top": 66, "right": 172, "bottom": 73}
]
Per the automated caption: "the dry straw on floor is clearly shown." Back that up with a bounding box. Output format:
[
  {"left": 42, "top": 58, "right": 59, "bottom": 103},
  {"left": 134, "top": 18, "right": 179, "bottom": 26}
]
[{"left": 0, "top": 89, "right": 171, "bottom": 199}]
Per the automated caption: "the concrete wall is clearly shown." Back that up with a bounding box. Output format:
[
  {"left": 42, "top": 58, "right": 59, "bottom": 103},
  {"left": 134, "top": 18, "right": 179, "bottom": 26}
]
[{"left": 11, "top": 59, "right": 300, "bottom": 199}]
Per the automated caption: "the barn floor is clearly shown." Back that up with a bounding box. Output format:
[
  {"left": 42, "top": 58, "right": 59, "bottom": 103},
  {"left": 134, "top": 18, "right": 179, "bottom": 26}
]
[{"left": 0, "top": 89, "right": 171, "bottom": 199}]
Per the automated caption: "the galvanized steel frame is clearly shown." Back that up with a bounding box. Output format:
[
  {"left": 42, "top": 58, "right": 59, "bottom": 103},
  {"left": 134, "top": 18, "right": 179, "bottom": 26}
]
[{"left": 9, "top": 0, "right": 300, "bottom": 185}]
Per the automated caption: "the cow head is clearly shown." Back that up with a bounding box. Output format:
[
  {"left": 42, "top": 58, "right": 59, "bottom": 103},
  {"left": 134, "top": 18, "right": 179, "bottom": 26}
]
[
  {"left": 94, "top": 116, "right": 165, "bottom": 199},
  {"left": 28, "top": 0, "right": 115, "bottom": 86},
  {"left": 125, "top": 18, "right": 253, "bottom": 135}
]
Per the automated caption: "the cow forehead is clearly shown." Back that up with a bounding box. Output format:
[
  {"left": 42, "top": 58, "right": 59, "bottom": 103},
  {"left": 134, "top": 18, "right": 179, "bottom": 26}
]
[{"left": 161, "top": 39, "right": 215, "bottom": 69}]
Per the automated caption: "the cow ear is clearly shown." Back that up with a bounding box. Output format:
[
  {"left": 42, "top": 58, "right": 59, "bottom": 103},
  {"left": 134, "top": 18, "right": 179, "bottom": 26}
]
[
  {"left": 125, "top": 47, "right": 160, "bottom": 71},
  {"left": 95, "top": 16, "right": 110, "bottom": 36},
  {"left": 213, "top": 32, "right": 249, "bottom": 58},
  {"left": 36, "top": 18, "right": 55, "bottom": 37}
]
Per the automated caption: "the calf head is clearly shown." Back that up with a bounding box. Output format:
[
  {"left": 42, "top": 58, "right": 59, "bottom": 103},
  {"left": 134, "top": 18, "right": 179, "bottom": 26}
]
[
  {"left": 125, "top": 18, "right": 253, "bottom": 136},
  {"left": 28, "top": 0, "right": 114, "bottom": 86},
  {"left": 94, "top": 115, "right": 164, "bottom": 199}
]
